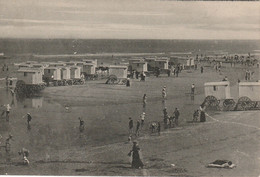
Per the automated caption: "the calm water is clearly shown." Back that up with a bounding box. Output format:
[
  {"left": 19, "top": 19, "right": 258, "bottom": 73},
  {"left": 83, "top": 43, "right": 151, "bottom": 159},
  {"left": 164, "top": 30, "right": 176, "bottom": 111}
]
[{"left": 0, "top": 39, "right": 259, "bottom": 56}]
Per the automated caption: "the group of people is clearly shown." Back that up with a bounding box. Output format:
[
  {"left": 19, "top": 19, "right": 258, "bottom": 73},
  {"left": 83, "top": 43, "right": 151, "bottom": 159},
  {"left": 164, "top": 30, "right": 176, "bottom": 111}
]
[
  {"left": 171, "top": 64, "right": 182, "bottom": 77},
  {"left": 128, "top": 112, "right": 146, "bottom": 138},
  {"left": 162, "top": 107, "right": 180, "bottom": 129},
  {"left": 129, "top": 70, "right": 146, "bottom": 81}
]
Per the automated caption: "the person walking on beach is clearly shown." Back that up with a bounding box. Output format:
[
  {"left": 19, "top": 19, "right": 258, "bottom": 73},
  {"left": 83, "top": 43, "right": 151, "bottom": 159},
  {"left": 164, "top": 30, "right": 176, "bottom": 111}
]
[
  {"left": 163, "top": 107, "right": 169, "bottom": 129},
  {"left": 173, "top": 108, "right": 180, "bottom": 126},
  {"left": 136, "top": 120, "right": 140, "bottom": 137},
  {"left": 162, "top": 86, "right": 167, "bottom": 100},
  {"left": 128, "top": 141, "right": 144, "bottom": 169},
  {"left": 129, "top": 117, "right": 134, "bottom": 135},
  {"left": 140, "top": 112, "right": 145, "bottom": 129},
  {"left": 201, "top": 66, "right": 204, "bottom": 73},
  {"left": 23, "top": 113, "right": 32, "bottom": 126},
  {"left": 78, "top": 117, "right": 84, "bottom": 132},
  {"left": 5, "top": 134, "right": 13, "bottom": 152},
  {"left": 191, "top": 84, "right": 195, "bottom": 95},
  {"left": 142, "top": 94, "right": 147, "bottom": 108}
]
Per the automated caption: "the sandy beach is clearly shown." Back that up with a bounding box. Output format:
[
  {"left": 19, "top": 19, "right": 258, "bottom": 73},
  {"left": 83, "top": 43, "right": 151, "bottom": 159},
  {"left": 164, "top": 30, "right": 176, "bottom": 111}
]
[{"left": 0, "top": 61, "right": 259, "bottom": 176}]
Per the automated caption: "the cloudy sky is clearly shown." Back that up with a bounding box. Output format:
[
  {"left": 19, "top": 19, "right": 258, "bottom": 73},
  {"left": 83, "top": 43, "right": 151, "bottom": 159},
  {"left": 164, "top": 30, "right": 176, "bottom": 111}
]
[{"left": 0, "top": 0, "right": 259, "bottom": 39}]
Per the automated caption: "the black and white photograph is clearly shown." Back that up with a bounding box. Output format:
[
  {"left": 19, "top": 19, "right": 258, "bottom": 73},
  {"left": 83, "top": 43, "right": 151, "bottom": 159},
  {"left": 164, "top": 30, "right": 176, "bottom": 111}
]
[{"left": 0, "top": 0, "right": 259, "bottom": 176}]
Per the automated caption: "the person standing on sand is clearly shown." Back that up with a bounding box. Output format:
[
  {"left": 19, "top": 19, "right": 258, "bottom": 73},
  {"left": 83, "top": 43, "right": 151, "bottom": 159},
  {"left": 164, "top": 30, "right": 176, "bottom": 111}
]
[
  {"left": 23, "top": 113, "right": 32, "bottom": 126},
  {"left": 128, "top": 141, "right": 144, "bottom": 169},
  {"left": 5, "top": 134, "right": 13, "bottom": 152},
  {"left": 5, "top": 104, "right": 11, "bottom": 121},
  {"left": 140, "top": 112, "right": 145, "bottom": 129},
  {"left": 173, "top": 108, "right": 180, "bottom": 126},
  {"left": 136, "top": 120, "right": 140, "bottom": 137},
  {"left": 162, "top": 86, "right": 167, "bottom": 100},
  {"left": 78, "top": 117, "right": 84, "bottom": 132},
  {"left": 163, "top": 107, "right": 169, "bottom": 129},
  {"left": 142, "top": 94, "right": 147, "bottom": 108},
  {"left": 126, "top": 78, "right": 130, "bottom": 87},
  {"left": 201, "top": 66, "right": 204, "bottom": 73},
  {"left": 191, "top": 84, "right": 195, "bottom": 95},
  {"left": 129, "top": 117, "right": 134, "bottom": 135}
]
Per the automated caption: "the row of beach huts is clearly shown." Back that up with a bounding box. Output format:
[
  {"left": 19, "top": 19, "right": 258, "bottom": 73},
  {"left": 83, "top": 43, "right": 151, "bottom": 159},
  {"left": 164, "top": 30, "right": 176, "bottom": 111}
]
[
  {"left": 12, "top": 56, "right": 195, "bottom": 86},
  {"left": 4, "top": 56, "right": 196, "bottom": 95}
]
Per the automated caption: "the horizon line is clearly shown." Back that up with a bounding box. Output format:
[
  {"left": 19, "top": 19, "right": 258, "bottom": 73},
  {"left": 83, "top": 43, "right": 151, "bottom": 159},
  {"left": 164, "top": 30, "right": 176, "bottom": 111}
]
[{"left": 0, "top": 37, "right": 260, "bottom": 41}]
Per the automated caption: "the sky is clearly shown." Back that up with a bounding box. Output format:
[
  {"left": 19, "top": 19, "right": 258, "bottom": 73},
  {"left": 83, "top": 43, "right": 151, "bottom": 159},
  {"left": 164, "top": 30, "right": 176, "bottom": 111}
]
[{"left": 0, "top": 0, "right": 259, "bottom": 39}]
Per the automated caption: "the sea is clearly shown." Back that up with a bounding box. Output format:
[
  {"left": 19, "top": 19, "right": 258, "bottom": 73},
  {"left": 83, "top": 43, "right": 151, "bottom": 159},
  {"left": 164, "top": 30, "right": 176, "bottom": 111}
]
[{"left": 0, "top": 39, "right": 259, "bottom": 56}]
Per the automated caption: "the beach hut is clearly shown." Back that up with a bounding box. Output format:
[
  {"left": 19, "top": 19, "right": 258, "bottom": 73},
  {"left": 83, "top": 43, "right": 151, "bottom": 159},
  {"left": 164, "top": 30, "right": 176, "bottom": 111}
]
[
  {"left": 239, "top": 82, "right": 260, "bottom": 101},
  {"left": 75, "top": 62, "right": 86, "bottom": 73},
  {"left": 17, "top": 68, "right": 43, "bottom": 84},
  {"left": 43, "top": 67, "right": 61, "bottom": 80},
  {"left": 82, "top": 63, "right": 96, "bottom": 75},
  {"left": 155, "top": 59, "right": 169, "bottom": 70},
  {"left": 108, "top": 65, "right": 128, "bottom": 78},
  {"left": 60, "top": 67, "right": 71, "bottom": 80},
  {"left": 204, "top": 81, "right": 231, "bottom": 100},
  {"left": 145, "top": 58, "right": 156, "bottom": 71},
  {"left": 203, "top": 81, "right": 232, "bottom": 110},
  {"left": 131, "top": 61, "right": 148, "bottom": 72},
  {"left": 70, "top": 66, "right": 81, "bottom": 79},
  {"left": 186, "top": 58, "right": 195, "bottom": 66}
]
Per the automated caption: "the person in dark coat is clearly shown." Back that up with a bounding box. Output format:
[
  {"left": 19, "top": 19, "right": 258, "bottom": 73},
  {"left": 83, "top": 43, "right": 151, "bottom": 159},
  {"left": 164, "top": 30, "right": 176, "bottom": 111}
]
[
  {"left": 163, "top": 107, "right": 168, "bottom": 129},
  {"left": 23, "top": 113, "right": 32, "bottom": 126},
  {"left": 126, "top": 78, "right": 130, "bottom": 87},
  {"left": 143, "top": 94, "right": 147, "bottom": 108},
  {"left": 79, "top": 117, "right": 84, "bottom": 132},
  {"left": 173, "top": 108, "right": 180, "bottom": 126},
  {"left": 200, "top": 111, "right": 206, "bottom": 122},
  {"left": 135, "top": 72, "right": 139, "bottom": 79},
  {"left": 129, "top": 117, "right": 134, "bottom": 135},
  {"left": 201, "top": 66, "right": 204, "bottom": 73},
  {"left": 128, "top": 142, "right": 144, "bottom": 169}
]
